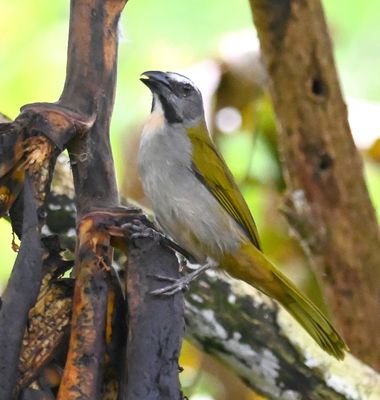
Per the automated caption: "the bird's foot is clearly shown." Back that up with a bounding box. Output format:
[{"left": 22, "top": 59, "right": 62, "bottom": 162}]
[
  {"left": 150, "top": 258, "right": 218, "bottom": 296},
  {"left": 122, "top": 219, "right": 162, "bottom": 241},
  {"left": 122, "top": 219, "right": 196, "bottom": 262}
]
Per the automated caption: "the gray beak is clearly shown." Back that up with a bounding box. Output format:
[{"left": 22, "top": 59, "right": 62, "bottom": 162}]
[{"left": 140, "top": 71, "right": 171, "bottom": 94}]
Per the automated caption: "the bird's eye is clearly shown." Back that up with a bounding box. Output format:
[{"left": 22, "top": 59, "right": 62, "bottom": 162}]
[{"left": 182, "top": 83, "right": 192, "bottom": 96}]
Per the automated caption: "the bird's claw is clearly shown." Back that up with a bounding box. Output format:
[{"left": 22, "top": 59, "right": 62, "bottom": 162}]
[
  {"left": 149, "top": 273, "right": 190, "bottom": 296},
  {"left": 150, "top": 278, "right": 190, "bottom": 296},
  {"left": 122, "top": 219, "right": 162, "bottom": 241},
  {"left": 147, "top": 274, "right": 178, "bottom": 283},
  {"left": 150, "top": 258, "right": 218, "bottom": 296}
]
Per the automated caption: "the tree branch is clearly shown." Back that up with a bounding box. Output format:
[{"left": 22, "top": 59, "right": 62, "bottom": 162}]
[
  {"left": 53, "top": 0, "right": 127, "bottom": 396},
  {"left": 0, "top": 103, "right": 95, "bottom": 400},
  {"left": 248, "top": 0, "right": 380, "bottom": 370},
  {"left": 0, "top": 176, "right": 45, "bottom": 400},
  {"left": 60, "top": 0, "right": 125, "bottom": 216},
  {"left": 57, "top": 216, "right": 111, "bottom": 400},
  {"left": 125, "top": 237, "right": 183, "bottom": 400},
  {"left": 185, "top": 271, "right": 380, "bottom": 400}
]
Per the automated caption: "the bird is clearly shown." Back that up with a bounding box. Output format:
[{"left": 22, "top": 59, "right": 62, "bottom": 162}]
[{"left": 137, "top": 70, "right": 348, "bottom": 360}]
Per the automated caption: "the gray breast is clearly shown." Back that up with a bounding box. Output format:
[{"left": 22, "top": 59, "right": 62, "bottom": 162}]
[{"left": 138, "top": 124, "right": 244, "bottom": 261}]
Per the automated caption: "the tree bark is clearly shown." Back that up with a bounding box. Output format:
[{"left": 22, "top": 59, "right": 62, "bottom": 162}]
[
  {"left": 59, "top": 0, "right": 124, "bottom": 216},
  {"left": 0, "top": 177, "right": 44, "bottom": 399},
  {"left": 57, "top": 217, "right": 111, "bottom": 400},
  {"left": 53, "top": 1, "right": 125, "bottom": 398},
  {"left": 186, "top": 271, "right": 380, "bottom": 400},
  {"left": 125, "top": 237, "right": 183, "bottom": 400},
  {"left": 248, "top": 0, "right": 380, "bottom": 370}
]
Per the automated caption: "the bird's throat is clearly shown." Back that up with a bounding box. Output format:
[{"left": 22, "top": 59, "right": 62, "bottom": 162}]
[{"left": 144, "top": 110, "right": 166, "bottom": 135}]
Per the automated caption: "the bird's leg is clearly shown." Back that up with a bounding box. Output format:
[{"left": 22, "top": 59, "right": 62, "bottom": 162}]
[
  {"left": 151, "top": 257, "right": 218, "bottom": 296},
  {"left": 176, "top": 254, "right": 188, "bottom": 272}
]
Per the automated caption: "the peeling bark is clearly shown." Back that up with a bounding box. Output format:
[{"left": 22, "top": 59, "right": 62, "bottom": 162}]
[
  {"left": 17, "top": 242, "right": 73, "bottom": 391},
  {"left": 57, "top": 217, "right": 111, "bottom": 400},
  {"left": 248, "top": 0, "right": 380, "bottom": 370}
]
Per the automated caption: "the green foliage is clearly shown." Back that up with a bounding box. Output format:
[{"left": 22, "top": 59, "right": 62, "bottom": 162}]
[
  {"left": 324, "top": 0, "right": 380, "bottom": 101},
  {"left": 0, "top": 220, "right": 17, "bottom": 291}
]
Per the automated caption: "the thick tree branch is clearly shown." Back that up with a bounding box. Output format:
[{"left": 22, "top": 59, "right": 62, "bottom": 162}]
[
  {"left": 0, "top": 177, "right": 45, "bottom": 400},
  {"left": 248, "top": 0, "right": 380, "bottom": 370},
  {"left": 185, "top": 272, "right": 380, "bottom": 400},
  {"left": 0, "top": 103, "right": 95, "bottom": 400},
  {"left": 57, "top": 217, "right": 111, "bottom": 400},
  {"left": 125, "top": 237, "right": 183, "bottom": 400},
  {"left": 53, "top": 0, "right": 127, "bottom": 397},
  {"left": 59, "top": 0, "right": 125, "bottom": 216}
]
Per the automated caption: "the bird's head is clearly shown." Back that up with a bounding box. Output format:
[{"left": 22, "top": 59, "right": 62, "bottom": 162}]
[{"left": 140, "top": 71, "right": 204, "bottom": 127}]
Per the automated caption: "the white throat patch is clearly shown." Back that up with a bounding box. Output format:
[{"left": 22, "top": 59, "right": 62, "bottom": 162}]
[{"left": 141, "top": 94, "right": 165, "bottom": 140}]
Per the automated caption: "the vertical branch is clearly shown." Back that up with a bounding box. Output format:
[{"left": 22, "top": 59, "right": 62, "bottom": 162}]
[
  {"left": 60, "top": 0, "right": 126, "bottom": 215},
  {"left": 101, "top": 269, "right": 126, "bottom": 399},
  {"left": 125, "top": 238, "right": 184, "bottom": 400},
  {"left": 57, "top": 218, "right": 110, "bottom": 399},
  {"left": 248, "top": 0, "right": 380, "bottom": 369},
  {"left": 56, "top": 0, "right": 127, "bottom": 396},
  {"left": 0, "top": 177, "right": 44, "bottom": 399},
  {"left": 0, "top": 103, "right": 94, "bottom": 400}
]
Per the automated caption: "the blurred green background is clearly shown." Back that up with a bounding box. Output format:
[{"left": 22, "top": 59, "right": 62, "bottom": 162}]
[{"left": 1, "top": 1, "right": 380, "bottom": 398}]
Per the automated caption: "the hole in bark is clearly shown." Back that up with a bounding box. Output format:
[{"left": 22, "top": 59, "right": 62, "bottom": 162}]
[
  {"left": 319, "top": 153, "right": 333, "bottom": 171},
  {"left": 311, "top": 77, "right": 325, "bottom": 97}
]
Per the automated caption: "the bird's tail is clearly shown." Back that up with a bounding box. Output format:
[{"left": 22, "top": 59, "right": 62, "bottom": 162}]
[
  {"left": 223, "top": 244, "right": 349, "bottom": 360},
  {"left": 268, "top": 264, "right": 348, "bottom": 359}
]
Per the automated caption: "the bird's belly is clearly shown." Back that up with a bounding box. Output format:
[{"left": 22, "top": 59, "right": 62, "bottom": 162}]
[{"left": 141, "top": 163, "right": 244, "bottom": 262}]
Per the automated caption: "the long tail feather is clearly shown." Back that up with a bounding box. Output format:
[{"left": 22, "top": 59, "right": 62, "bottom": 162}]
[{"left": 224, "top": 244, "right": 349, "bottom": 360}]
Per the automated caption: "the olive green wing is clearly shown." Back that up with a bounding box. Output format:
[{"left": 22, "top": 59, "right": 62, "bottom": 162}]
[{"left": 189, "top": 128, "right": 261, "bottom": 250}]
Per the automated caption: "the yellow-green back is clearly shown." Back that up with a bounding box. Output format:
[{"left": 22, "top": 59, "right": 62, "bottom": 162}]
[{"left": 188, "top": 122, "right": 261, "bottom": 250}]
